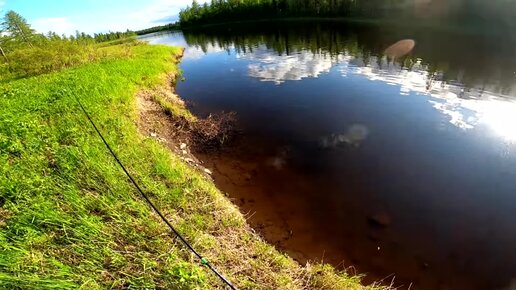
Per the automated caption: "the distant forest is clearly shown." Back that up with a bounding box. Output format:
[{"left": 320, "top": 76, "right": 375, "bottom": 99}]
[
  {"left": 134, "top": 23, "right": 180, "bottom": 35},
  {"left": 178, "top": 0, "right": 516, "bottom": 29}
]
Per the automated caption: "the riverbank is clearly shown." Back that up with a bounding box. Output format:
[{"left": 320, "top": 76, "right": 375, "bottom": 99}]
[{"left": 0, "top": 42, "right": 388, "bottom": 289}]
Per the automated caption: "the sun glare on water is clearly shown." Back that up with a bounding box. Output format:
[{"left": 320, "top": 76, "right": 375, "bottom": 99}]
[{"left": 479, "top": 100, "right": 516, "bottom": 142}]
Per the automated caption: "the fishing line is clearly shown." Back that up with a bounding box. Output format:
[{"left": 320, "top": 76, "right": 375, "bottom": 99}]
[{"left": 74, "top": 96, "right": 237, "bottom": 290}]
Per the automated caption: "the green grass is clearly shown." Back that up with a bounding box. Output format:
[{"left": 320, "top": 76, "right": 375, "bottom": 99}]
[
  {"left": 0, "top": 40, "right": 139, "bottom": 82},
  {"left": 0, "top": 43, "right": 388, "bottom": 289}
]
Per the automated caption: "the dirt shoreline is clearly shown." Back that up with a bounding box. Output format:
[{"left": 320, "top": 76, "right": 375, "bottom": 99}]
[
  {"left": 136, "top": 49, "right": 212, "bottom": 178},
  {"left": 136, "top": 51, "right": 400, "bottom": 290},
  {"left": 136, "top": 50, "right": 319, "bottom": 267}
]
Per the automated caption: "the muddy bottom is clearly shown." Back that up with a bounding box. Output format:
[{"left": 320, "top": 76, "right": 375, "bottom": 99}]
[
  {"left": 189, "top": 129, "right": 516, "bottom": 290},
  {"left": 141, "top": 88, "right": 514, "bottom": 290},
  {"left": 192, "top": 135, "right": 433, "bottom": 289}
]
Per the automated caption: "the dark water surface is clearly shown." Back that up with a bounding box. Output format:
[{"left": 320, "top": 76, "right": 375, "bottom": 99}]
[{"left": 142, "top": 21, "right": 516, "bottom": 290}]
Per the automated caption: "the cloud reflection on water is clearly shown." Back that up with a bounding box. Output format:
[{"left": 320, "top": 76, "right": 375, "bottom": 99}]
[
  {"left": 345, "top": 55, "right": 516, "bottom": 141},
  {"left": 149, "top": 31, "right": 516, "bottom": 142},
  {"left": 237, "top": 47, "right": 516, "bottom": 141},
  {"left": 236, "top": 46, "right": 340, "bottom": 84},
  {"left": 145, "top": 32, "right": 230, "bottom": 60}
]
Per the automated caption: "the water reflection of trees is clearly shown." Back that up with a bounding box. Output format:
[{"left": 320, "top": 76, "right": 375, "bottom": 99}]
[{"left": 182, "top": 21, "right": 516, "bottom": 95}]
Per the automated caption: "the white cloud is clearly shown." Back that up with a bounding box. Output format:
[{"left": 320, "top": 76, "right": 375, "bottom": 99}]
[
  {"left": 31, "top": 0, "right": 208, "bottom": 35},
  {"left": 32, "top": 17, "right": 75, "bottom": 35}
]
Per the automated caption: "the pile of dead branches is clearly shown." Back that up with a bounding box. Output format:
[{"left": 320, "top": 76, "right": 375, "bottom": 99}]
[{"left": 190, "top": 112, "right": 237, "bottom": 151}]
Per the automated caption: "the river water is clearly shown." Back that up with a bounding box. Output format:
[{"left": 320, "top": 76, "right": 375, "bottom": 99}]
[{"left": 142, "top": 21, "right": 516, "bottom": 290}]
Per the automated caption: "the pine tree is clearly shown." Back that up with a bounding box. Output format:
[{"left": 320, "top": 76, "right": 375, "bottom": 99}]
[{"left": 1, "top": 11, "right": 36, "bottom": 47}]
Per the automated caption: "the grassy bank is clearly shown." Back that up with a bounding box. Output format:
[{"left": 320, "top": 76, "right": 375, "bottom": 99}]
[{"left": 0, "top": 43, "right": 386, "bottom": 289}]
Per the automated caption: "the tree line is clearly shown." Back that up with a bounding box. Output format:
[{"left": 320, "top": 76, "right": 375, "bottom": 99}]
[
  {"left": 1, "top": 11, "right": 136, "bottom": 51},
  {"left": 179, "top": 0, "right": 376, "bottom": 26},
  {"left": 134, "top": 23, "right": 180, "bottom": 35},
  {"left": 178, "top": 0, "right": 516, "bottom": 29}
]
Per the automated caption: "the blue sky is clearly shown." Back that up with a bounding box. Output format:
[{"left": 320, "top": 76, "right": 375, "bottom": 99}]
[{"left": 0, "top": 0, "right": 207, "bottom": 35}]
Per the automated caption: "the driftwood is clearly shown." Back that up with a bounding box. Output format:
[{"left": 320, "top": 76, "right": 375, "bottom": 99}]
[{"left": 0, "top": 46, "right": 8, "bottom": 63}]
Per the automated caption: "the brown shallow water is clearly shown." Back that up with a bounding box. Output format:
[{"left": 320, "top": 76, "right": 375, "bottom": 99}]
[
  {"left": 194, "top": 135, "right": 489, "bottom": 290},
  {"left": 143, "top": 21, "right": 516, "bottom": 290}
]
